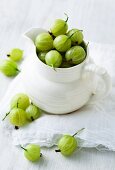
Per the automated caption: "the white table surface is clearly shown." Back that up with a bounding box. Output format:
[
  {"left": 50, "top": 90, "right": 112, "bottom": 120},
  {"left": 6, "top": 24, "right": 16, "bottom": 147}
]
[{"left": 0, "top": 0, "right": 115, "bottom": 169}]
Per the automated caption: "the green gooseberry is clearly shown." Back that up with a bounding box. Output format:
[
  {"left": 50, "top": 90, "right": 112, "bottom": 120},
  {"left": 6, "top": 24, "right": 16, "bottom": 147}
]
[
  {"left": 45, "top": 50, "right": 62, "bottom": 68},
  {"left": 56, "top": 135, "right": 77, "bottom": 156},
  {"left": 50, "top": 14, "right": 69, "bottom": 36},
  {"left": 65, "top": 46, "right": 86, "bottom": 65},
  {"left": 21, "top": 144, "right": 42, "bottom": 162},
  {"left": 9, "top": 108, "right": 27, "bottom": 127},
  {"left": 35, "top": 32, "right": 53, "bottom": 51},
  {"left": 53, "top": 35, "right": 71, "bottom": 52},
  {"left": 55, "top": 128, "right": 85, "bottom": 156},
  {"left": 10, "top": 93, "right": 30, "bottom": 110},
  {"left": 7, "top": 48, "right": 23, "bottom": 62},
  {"left": 67, "top": 29, "right": 83, "bottom": 44},
  {"left": 0, "top": 59, "right": 19, "bottom": 77},
  {"left": 60, "top": 61, "right": 73, "bottom": 68},
  {"left": 38, "top": 52, "right": 47, "bottom": 63},
  {"left": 26, "top": 104, "right": 41, "bottom": 121}
]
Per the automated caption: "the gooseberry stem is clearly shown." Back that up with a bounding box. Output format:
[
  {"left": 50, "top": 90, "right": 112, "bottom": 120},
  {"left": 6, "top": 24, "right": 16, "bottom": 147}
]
[
  {"left": 16, "top": 68, "right": 20, "bottom": 72},
  {"left": 72, "top": 128, "right": 85, "bottom": 137},
  {"left": 86, "top": 42, "right": 89, "bottom": 48},
  {"left": 48, "top": 31, "right": 55, "bottom": 39},
  {"left": 51, "top": 64, "right": 56, "bottom": 71},
  {"left": 17, "top": 102, "right": 19, "bottom": 108},
  {"left": 17, "top": 97, "right": 21, "bottom": 108},
  {"left": 20, "top": 145, "right": 27, "bottom": 152},
  {"left": 64, "top": 30, "right": 79, "bottom": 46},
  {"left": 48, "top": 31, "right": 52, "bottom": 34},
  {"left": 55, "top": 149, "right": 61, "bottom": 152},
  {"left": 15, "top": 126, "right": 19, "bottom": 130},
  {"left": 64, "top": 30, "right": 83, "bottom": 46},
  {"left": 64, "top": 13, "right": 69, "bottom": 22},
  {"left": 69, "top": 30, "right": 83, "bottom": 39},
  {"left": 31, "top": 116, "right": 34, "bottom": 121},
  {"left": 7, "top": 54, "right": 10, "bottom": 57},
  {"left": 2, "top": 112, "right": 10, "bottom": 121}
]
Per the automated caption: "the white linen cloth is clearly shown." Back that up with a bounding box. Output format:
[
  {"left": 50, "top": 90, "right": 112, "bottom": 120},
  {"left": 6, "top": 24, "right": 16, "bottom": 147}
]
[{"left": 0, "top": 42, "right": 115, "bottom": 151}]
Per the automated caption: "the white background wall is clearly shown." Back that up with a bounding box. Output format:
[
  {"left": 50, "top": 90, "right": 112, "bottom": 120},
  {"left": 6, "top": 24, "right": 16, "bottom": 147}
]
[{"left": 0, "top": 0, "right": 115, "bottom": 54}]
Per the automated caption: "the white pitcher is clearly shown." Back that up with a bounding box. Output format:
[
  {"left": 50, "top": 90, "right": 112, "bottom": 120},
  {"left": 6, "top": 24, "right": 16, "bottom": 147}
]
[{"left": 21, "top": 28, "right": 111, "bottom": 114}]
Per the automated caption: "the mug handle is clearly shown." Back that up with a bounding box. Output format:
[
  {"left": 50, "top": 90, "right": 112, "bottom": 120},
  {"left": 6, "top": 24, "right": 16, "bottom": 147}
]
[{"left": 82, "top": 61, "right": 112, "bottom": 103}]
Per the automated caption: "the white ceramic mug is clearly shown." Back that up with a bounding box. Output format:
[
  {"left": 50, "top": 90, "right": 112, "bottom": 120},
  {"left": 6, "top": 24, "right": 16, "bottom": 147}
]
[{"left": 21, "top": 28, "right": 112, "bottom": 114}]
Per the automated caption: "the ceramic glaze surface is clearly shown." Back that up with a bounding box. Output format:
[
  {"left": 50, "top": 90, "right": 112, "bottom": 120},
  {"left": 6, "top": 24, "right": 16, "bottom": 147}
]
[{"left": 21, "top": 28, "right": 111, "bottom": 114}]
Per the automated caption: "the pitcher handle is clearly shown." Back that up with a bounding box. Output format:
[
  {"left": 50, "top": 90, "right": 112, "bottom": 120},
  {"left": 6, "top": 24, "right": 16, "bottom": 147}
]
[{"left": 83, "top": 62, "right": 112, "bottom": 103}]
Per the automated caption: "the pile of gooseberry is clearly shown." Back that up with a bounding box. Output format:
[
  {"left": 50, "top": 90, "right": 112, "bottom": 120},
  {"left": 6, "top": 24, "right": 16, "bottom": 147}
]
[
  {"left": 2, "top": 93, "right": 41, "bottom": 127},
  {"left": 2, "top": 93, "right": 42, "bottom": 162},
  {"left": 2, "top": 92, "right": 84, "bottom": 162},
  {"left": 35, "top": 14, "right": 87, "bottom": 69}
]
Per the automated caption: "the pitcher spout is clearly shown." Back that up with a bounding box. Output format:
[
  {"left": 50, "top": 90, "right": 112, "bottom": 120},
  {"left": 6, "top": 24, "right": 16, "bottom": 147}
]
[{"left": 23, "top": 27, "right": 47, "bottom": 42}]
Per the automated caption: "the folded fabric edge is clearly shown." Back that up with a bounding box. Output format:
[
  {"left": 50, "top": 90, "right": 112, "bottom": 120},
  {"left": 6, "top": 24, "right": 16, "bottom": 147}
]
[{"left": 11, "top": 129, "right": 113, "bottom": 152}]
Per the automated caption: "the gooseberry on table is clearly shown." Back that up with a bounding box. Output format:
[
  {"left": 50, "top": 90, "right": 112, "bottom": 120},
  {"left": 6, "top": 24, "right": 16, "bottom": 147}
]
[
  {"left": 55, "top": 128, "right": 85, "bottom": 156},
  {"left": 7, "top": 48, "right": 23, "bottom": 62},
  {"left": 26, "top": 103, "right": 41, "bottom": 121},
  {"left": 56, "top": 135, "right": 77, "bottom": 156},
  {"left": 10, "top": 93, "right": 30, "bottom": 110},
  {"left": 2, "top": 93, "right": 30, "bottom": 124},
  {"left": 21, "top": 144, "right": 42, "bottom": 162},
  {"left": 0, "top": 59, "right": 19, "bottom": 77},
  {"left": 2, "top": 93, "right": 42, "bottom": 128},
  {"left": 9, "top": 108, "right": 27, "bottom": 127}
]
